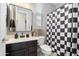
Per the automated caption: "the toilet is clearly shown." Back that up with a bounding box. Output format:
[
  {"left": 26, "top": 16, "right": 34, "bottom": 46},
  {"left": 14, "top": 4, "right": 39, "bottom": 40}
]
[{"left": 38, "top": 36, "right": 52, "bottom": 56}]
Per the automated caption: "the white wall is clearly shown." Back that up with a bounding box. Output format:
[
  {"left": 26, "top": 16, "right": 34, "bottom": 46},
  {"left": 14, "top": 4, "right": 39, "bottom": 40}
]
[{"left": 0, "top": 3, "right": 7, "bottom": 56}]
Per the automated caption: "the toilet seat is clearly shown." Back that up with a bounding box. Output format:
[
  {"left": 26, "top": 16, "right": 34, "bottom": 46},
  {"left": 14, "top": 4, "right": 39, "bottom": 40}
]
[{"left": 40, "top": 44, "right": 51, "bottom": 51}]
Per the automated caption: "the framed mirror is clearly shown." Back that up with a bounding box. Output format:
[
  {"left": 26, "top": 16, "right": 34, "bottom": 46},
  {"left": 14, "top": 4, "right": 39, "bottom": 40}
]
[{"left": 7, "top": 4, "right": 32, "bottom": 32}]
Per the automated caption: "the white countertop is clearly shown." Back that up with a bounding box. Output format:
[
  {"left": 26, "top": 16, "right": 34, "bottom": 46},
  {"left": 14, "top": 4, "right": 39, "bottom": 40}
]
[{"left": 5, "top": 36, "right": 44, "bottom": 44}]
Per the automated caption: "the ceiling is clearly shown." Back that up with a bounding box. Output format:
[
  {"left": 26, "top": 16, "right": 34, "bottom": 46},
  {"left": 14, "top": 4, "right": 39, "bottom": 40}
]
[
  {"left": 42, "top": 3, "right": 64, "bottom": 10},
  {"left": 14, "top": 3, "right": 64, "bottom": 14},
  {"left": 30, "top": 3, "right": 64, "bottom": 11},
  {"left": 14, "top": 3, "right": 64, "bottom": 11}
]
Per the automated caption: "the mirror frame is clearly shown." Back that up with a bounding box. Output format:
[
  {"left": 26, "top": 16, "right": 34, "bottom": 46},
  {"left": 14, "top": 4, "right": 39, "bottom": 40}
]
[{"left": 7, "top": 4, "right": 33, "bottom": 33}]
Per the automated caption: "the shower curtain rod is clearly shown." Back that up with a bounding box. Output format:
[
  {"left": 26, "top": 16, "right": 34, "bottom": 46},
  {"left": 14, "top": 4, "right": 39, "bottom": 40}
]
[
  {"left": 47, "top": 3, "right": 65, "bottom": 15},
  {"left": 53, "top": 3, "right": 66, "bottom": 11},
  {"left": 47, "top": 3, "right": 73, "bottom": 15}
]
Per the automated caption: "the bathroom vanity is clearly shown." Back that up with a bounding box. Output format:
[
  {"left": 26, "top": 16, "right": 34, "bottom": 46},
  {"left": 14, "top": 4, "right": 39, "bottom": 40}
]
[
  {"left": 6, "top": 40, "right": 37, "bottom": 56},
  {"left": 6, "top": 4, "right": 37, "bottom": 56},
  {"left": 6, "top": 36, "right": 44, "bottom": 56},
  {"left": 5, "top": 4, "right": 45, "bottom": 56}
]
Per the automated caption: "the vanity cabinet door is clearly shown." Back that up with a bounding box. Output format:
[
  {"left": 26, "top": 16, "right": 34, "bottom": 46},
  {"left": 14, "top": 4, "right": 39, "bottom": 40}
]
[
  {"left": 28, "top": 40, "right": 37, "bottom": 56},
  {"left": 28, "top": 46, "right": 37, "bottom": 56},
  {"left": 11, "top": 49, "right": 26, "bottom": 56}
]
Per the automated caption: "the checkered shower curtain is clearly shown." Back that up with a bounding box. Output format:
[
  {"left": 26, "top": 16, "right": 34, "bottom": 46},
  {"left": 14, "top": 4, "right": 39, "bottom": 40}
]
[
  {"left": 46, "top": 3, "right": 79, "bottom": 56},
  {"left": 72, "top": 3, "right": 79, "bottom": 56}
]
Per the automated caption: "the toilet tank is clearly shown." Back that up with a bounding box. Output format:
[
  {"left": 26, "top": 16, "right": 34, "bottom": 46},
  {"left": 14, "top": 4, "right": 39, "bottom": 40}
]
[{"left": 38, "top": 36, "right": 45, "bottom": 45}]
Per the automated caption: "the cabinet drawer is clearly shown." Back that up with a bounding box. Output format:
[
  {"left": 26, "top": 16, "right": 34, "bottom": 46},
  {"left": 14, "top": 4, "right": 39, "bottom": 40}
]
[
  {"left": 28, "top": 40, "right": 37, "bottom": 47},
  {"left": 6, "top": 42, "right": 27, "bottom": 51}
]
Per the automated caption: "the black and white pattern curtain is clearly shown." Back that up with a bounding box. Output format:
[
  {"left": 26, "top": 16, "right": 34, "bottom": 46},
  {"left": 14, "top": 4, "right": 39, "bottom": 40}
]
[{"left": 46, "top": 3, "right": 79, "bottom": 56}]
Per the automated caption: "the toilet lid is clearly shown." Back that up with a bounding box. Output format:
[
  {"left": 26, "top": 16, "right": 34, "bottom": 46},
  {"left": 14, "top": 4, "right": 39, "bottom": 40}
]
[{"left": 40, "top": 44, "right": 51, "bottom": 51}]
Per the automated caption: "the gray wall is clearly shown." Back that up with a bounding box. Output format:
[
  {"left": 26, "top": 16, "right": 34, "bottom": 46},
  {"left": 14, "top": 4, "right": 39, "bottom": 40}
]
[{"left": 31, "top": 3, "right": 64, "bottom": 30}]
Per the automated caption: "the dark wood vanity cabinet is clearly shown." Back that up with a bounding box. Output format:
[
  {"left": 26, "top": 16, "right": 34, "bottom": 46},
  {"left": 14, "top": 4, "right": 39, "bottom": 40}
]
[{"left": 6, "top": 40, "right": 37, "bottom": 56}]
